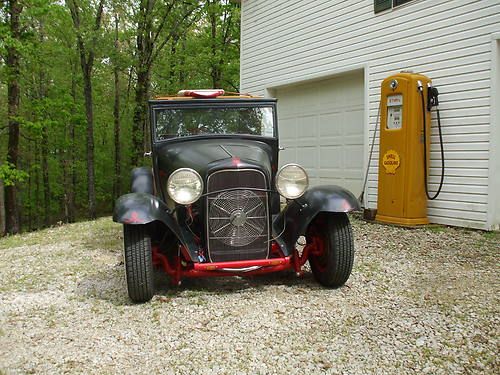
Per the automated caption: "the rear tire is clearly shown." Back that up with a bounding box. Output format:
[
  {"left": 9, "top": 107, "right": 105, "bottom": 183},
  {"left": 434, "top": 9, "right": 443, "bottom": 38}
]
[
  {"left": 308, "top": 213, "right": 354, "bottom": 288},
  {"left": 123, "top": 224, "right": 154, "bottom": 303}
]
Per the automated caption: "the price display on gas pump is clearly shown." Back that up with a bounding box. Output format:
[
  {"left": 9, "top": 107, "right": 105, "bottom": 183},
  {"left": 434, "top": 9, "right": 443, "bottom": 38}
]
[{"left": 387, "top": 94, "right": 403, "bottom": 129}]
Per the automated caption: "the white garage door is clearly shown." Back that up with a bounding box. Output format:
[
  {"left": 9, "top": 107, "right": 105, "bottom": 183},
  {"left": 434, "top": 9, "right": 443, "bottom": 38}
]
[{"left": 275, "top": 71, "right": 365, "bottom": 196}]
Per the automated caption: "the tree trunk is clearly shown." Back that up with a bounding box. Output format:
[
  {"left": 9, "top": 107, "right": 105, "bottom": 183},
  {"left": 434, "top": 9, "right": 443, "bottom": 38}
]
[
  {"left": 38, "top": 50, "right": 50, "bottom": 228},
  {"left": 82, "top": 65, "right": 96, "bottom": 219},
  {"left": 132, "top": 68, "right": 149, "bottom": 167},
  {"left": 34, "top": 142, "right": 41, "bottom": 229},
  {"left": 74, "top": 56, "right": 95, "bottom": 221},
  {"left": 209, "top": 3, "right": 221, "bottom": 89},
  {"left": 113, "top": 14, "right": 121, "bottom": 201},
  {"left": 67, "top": 0, "right": 103, "bottom": 220},
  {"left": 61, "top": 158, "right": 70, "bottom": 223},
  {"left": 5, "top": 0, "right": 23, "bottom": 234},
  {"left": 60, "top": 61, "right": 77, "bottom": 224},
  {"left": 179, "top": 36, "right": 186, "bottom": 87},
  {"left": 131, "top": 1, "right": 197, "bottom": 166},
  {"left": 27, "top": 160, "right": 31, "bottom": 231},
  {"left": 68, "top": 64, "right": 77, "bottom": 222},
  {"left": 60, "top": 105, "right": 71, "bottom": 223},
  {"left": 41, "top": 124, "right": 50, "bottom": 227},
  {"left": 0, "top": 179, "right": 5, "bottom": 236},
  {"left": 168, "top": 33, "right": 179, "bottom": 90}
]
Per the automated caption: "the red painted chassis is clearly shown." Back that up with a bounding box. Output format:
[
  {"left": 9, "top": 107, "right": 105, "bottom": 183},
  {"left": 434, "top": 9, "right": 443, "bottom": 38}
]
[{"left": 152, "top": 236, "right": 325, "bottom": 285}]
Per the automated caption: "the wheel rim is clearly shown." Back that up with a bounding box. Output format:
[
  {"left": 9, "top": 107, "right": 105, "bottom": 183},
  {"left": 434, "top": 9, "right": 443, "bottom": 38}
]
[{"left": 308, "top": 233, "right": 328, "bottom": 273}]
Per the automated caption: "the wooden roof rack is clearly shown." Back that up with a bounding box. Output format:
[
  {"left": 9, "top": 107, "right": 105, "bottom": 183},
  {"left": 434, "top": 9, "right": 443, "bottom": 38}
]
[{"left": 154, "top": 89, "right": 262, "bottom": 100}]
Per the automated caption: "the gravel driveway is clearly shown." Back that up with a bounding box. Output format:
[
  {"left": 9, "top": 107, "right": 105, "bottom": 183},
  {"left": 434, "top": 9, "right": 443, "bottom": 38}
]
[{"left": 0, "top": 216, "right": 498, "bottom": 374}]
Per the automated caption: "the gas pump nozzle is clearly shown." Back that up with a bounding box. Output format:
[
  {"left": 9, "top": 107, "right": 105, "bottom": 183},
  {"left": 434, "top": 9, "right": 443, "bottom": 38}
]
[{"left": 427, "top": 83, "right": 439, "bottom": 111}]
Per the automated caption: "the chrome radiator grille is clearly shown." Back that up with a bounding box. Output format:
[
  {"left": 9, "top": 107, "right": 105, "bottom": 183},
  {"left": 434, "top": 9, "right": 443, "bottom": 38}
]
[{"left": 206, "top": 169, "right": 269, "bottom": 262}]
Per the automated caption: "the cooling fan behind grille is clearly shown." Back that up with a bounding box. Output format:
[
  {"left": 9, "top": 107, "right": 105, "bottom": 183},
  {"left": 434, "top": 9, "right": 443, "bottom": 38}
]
[{"left": 208, "top": 190, "right": 266, "bottom": 247}]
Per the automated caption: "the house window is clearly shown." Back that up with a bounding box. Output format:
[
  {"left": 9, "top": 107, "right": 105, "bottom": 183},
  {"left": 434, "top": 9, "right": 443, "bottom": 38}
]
[{"left": 374, "top": 0, "right": 413, "bottom": 13}]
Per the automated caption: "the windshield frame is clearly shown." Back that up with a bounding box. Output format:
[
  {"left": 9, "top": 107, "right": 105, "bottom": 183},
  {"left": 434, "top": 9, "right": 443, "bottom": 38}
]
[{"left": 150, "top": 100, "right": 278, "bottom": 144}]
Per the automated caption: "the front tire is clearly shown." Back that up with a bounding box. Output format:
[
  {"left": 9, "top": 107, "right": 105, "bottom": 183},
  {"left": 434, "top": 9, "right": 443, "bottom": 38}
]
[
  {"left": 308, "top": 213, "right": 354, "bottom": 288},
  {"left": 123, "top": 224, "right": 154, "bottom": 303}
]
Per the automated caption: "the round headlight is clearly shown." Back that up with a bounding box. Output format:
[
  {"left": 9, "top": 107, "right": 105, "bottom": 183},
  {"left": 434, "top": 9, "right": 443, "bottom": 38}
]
[
  {"left": 276, "top": 164, "right": 309, "bottom": 199},
  {"left": 167, "top": 168, "right": 203, "bottom": 205}
]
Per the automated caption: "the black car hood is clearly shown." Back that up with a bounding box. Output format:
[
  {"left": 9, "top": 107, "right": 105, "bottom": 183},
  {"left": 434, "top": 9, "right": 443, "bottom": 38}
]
[{"left": 154, "top": 138, "right": 275, "bottom": 194}]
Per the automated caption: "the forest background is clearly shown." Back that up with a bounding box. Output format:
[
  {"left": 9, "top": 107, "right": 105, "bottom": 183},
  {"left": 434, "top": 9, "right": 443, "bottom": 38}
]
[{"left": 0, "top": 0, "right": 240, "bottom": 234}]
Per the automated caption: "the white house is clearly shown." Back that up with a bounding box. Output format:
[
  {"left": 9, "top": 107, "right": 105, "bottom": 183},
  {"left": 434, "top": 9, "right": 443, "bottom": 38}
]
[{"left": 237, "top": 0, "right": 500, "bottom": 230}]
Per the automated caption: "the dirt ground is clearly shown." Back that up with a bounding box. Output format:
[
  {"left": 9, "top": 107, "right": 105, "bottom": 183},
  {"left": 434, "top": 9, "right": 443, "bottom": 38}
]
[{"left": 0, "top": 216, "right": 498, "bottom": 374}]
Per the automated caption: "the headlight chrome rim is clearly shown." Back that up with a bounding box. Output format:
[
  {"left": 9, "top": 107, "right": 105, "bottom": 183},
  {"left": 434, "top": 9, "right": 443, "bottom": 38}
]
[
  {"left": 276, "top": 163, "right": 309, "bottom": 199},
  {"left": 167, "top": 168, "right": 203, "bottom": 205}
]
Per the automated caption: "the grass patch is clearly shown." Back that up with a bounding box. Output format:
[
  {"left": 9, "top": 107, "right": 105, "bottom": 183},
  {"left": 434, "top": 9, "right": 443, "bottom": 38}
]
[
  {"left": 0, "top": 228, "right": 57, "bottom": 250},
  {"left": 0, "top": 217, "right": 120, "bottom": 250},
  {"left": 425, "top": 224, "right": 449, "bottom": 233},
  {"left": 481, "top": 230, "right": 499, "bottom": 242},
  {"left": 356, "top": 261, "right": 382, "bottom": 278}
]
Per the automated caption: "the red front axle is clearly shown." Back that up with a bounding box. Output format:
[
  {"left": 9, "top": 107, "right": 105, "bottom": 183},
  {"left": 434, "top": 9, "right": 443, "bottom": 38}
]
[{"left": 151, "top": 239, "right": 324, "bottom": 285}]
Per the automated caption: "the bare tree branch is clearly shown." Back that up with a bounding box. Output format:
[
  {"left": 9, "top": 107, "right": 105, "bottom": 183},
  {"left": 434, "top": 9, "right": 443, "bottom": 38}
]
[
  {"left": 149, "top": 1, "right": 175, "bottom": 54},
  {"left": 148, "top": 4, "right": 200, "bottom": 66},
  {"left": 86, "top": 0, "right": 104, "bottom": 68}
]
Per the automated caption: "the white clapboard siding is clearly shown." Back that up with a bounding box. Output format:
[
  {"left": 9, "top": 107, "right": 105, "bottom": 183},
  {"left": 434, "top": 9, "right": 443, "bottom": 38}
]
[{"left": 240, "top": 0, "right": 500, "bottom": 229}]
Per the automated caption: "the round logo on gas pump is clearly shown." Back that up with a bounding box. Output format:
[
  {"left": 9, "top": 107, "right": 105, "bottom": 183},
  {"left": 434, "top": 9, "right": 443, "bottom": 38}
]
[{"left": 382, "top": 149, "right": 400, "bottom": 174}]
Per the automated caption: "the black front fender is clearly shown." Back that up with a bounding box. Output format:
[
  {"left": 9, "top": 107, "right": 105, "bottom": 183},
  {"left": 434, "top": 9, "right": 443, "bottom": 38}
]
[
  {"left": 272, "top": 185, "right": 360, "bottom": 255},
  {"left": 113, "top": 193, "right": 198, "bottom": 261}
]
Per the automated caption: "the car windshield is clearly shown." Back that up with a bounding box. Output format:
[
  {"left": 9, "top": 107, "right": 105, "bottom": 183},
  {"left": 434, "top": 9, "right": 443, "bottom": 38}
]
[{"left": 154, "top": 106, "right": 275, "bottom": 140}]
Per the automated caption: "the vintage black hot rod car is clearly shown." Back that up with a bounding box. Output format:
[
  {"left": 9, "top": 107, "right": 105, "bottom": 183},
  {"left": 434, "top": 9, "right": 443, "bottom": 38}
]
[{"left": 113, "top": 89, "right": 360, "bottom": 303}]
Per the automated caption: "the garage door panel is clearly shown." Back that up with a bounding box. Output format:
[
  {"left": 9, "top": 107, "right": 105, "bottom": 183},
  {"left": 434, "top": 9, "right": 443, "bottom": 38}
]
[
  {"left": 306, "top": 167, "right": 319, "bottom": 180},
  {"left": 279, "top": 139, "right": 297, "bottom": 147},
  {"left": 319, "top": 177, "right": 340, "bottom": 185},
  {"left": 318, "top": 177, "right": 348, "bottom": 189},
  {"left": 300, "top": 139, "right": 318, "bottom": 147},
  {"left": 280, "top": 144, "right": 297, "bottom": 158},
  {"left": 317, "top": 84, "right": 340, "bottom": 104},
  {"left": 298, "top": 117, "right": 318, "bottom": 137},
  {"left": 343, "top": 109, "right": 364, "bottom": 135},
  {"left": 320, "top": 177, "right": 358, "bottom": 192},
  {"left": 319, "top": 113, "right": 342, "bottom": 136},
  {"left": 279, "top": 150, "right": 295, "bottom": 166},
  {"left": 279, "top": 118, "right": 296, "bottom": 139},
  {"left": 344, "top": 181, "right": 361, "bottom": 195},
  {"left": 298, "top": 127, "right": 318, "bottom": 139},
  {"left": 320, "top": 146, "right": 343, "bottom": 168},
  {"left": 280, "top": 138, "right": 298, "bottom": 148},
  {"left": 300, "top": 143, "right": 318, "bottom": 151},
  {"left": 338, "top": 170, "right": 363, "bottom": 179},
  {"left": 318, "top": 169, "right": 343, "bottom": 178},
  {"left": 319, "top": 138, "right": 343, "bottom": 147},
  {"left": 275, "top": 71, "right": 364, "bottom": 194},
  {"left": 297, "top": 146, "right": 317, "bottom": 168},
  {"left": 344, "top": 146, "right": 364, "bottom": 169},
  {"left": 342, "top": 132, "right": 363, "bottom": 141},
  {"left": 343, "top": 134, "right": 364, "bottom": 145},
  {"left": 278, "top": 94, "right": 303, "bottom": 113}
]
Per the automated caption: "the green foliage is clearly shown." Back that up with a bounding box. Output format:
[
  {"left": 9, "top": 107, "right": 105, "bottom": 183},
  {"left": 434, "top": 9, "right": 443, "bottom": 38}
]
[
  {"left": 0, "top": 162, "right": 28, "bottom": 186},
  {"left": 1, "top": 0, "right": 241, "bottom": 231},
  {"left": 151, "top": 0, "right": 240, "bottom": 94}
]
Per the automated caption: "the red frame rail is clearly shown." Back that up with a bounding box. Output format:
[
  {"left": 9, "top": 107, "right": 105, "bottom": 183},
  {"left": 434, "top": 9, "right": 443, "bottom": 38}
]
[{"left": 151, "top": 239, "right": 324, "bottom": 285}]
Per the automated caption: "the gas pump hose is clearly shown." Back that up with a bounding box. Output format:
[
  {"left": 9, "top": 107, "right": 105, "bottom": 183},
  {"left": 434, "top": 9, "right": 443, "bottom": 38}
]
[
  {"left": 419, "top": 88, "right": 445, "bottom": 200},
  {"left": 359, "top": 100, "right": 381, "bottom": 206}
]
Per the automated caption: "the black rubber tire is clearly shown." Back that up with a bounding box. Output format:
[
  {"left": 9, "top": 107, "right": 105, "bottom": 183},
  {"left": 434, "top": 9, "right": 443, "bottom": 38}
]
[
  {"left": 123, "top": 224, "right": 154, "bottom": 303},
  {"left": 308, "top": 213, "right": 354, "bottom": 288}
]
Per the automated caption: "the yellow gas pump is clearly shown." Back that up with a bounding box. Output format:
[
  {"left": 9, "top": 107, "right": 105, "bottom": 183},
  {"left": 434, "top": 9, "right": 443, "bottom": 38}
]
[{"left": 375, "top": 72, "right": 444, "bottom": 226}]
